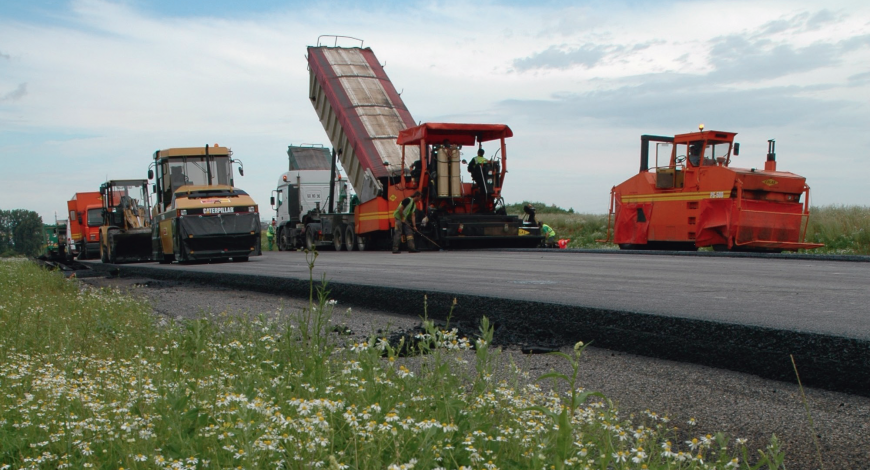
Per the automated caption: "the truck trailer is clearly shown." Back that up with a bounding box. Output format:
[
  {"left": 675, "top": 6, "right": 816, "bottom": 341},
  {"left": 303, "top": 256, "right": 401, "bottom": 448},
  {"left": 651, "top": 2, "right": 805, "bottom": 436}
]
[
  {"left": 291, "top": 38, "right": 541, "bottom": 251},
  {"left": 148, "top": 145, "right": 261, "bottom": 263}
]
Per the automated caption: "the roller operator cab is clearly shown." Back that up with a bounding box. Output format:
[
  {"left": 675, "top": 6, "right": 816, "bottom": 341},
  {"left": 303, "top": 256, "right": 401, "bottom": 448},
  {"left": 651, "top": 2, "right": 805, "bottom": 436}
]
[
  {"left": 606, "top": 125, "right": 824, "bottom": 252},
  {"left": 149, "top": 145, "right": 261, "bottom": 263},
  {"left": 98, "top": 179, "right": 152, "bottom": 264}
]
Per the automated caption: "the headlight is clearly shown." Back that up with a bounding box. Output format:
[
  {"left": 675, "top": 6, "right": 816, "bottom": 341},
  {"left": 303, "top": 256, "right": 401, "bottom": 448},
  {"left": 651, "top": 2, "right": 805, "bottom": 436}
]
[
  {"left": 180, "top": 209, "right": 187, "bottom": 216},
  {"left": 248, "top": 206, "right": 255, "bottom": 213}
]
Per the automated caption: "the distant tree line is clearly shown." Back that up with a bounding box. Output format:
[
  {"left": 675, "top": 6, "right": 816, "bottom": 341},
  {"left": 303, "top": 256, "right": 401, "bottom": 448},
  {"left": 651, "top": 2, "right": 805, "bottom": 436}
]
[{"left": 0, "top": 209, "right": 44, "bottom": 257}]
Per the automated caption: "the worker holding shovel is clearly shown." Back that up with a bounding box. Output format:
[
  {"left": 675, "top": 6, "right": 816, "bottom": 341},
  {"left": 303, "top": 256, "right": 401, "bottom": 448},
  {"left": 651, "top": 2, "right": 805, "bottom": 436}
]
[{"left": 393, "top": 191, "right": 422, "bottom": 254}]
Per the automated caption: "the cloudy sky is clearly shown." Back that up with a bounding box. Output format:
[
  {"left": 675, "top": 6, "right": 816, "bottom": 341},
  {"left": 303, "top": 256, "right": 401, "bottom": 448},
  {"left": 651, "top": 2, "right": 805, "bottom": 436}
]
[{"left": 2, "top": 0, "right": 869, "bottom": 224}]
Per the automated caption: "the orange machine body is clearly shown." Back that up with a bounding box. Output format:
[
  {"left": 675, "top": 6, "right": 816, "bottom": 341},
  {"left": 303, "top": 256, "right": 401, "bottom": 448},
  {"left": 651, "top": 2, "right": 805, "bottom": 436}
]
[{"left": 607, "top": 128, "right": 823, "bottom": 252}]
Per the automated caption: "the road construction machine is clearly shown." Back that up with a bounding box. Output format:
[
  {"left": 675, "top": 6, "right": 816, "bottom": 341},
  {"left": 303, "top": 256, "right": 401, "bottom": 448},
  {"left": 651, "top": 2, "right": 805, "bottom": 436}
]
[
  {"left": 300, "top": 37, "right": 541, "bottom": 250},
  {"left": 67, "top": 191, "right": 102, "bottom": 259},
  {"left": 42, "top": 221, "right": 65, "bottom": 261},
  {"left": 98, "top": 179, "right": 152, "bottom": 263},
  {"left": 603, "top": 125, "right": 823, "bottom": 252},
  {"left": 148, "top": 145, "right": 261, "bottom": 263}
]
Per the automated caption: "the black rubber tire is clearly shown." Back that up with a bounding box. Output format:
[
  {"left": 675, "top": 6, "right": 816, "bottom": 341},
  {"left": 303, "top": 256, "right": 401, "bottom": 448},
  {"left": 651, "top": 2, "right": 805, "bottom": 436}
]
[
  {"left": 344, "top": 225, "right": 356, "bottom": 251},
  {"left": 277, "top": 228, "right": 286, "bottom": 251},
  {"left": 304, "top": 226, "right": 315, "bottom": 251},
  {"left": 356, "top": 234, "right": 367, "bottom": 251},
  {"left": 333, "top": 226, "right": 344, "bottom": 251},
  {"left": 234, "top": 256, "right": 249, "bottom": 262}
]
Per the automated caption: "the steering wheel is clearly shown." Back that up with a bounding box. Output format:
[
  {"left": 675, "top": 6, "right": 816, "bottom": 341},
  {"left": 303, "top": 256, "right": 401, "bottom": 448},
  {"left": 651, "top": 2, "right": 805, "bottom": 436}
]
[{"left": 675, "top": 155, "right": 686, "bottom": 164}]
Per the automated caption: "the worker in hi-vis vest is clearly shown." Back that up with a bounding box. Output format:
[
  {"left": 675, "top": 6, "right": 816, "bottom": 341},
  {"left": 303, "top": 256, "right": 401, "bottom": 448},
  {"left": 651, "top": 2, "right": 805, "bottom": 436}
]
[
  {"left": 393, "top": 191, "right": 422, "bottom": 254},
  {"left": 540, "top": 222, "right": 556, "bottom": 248}
]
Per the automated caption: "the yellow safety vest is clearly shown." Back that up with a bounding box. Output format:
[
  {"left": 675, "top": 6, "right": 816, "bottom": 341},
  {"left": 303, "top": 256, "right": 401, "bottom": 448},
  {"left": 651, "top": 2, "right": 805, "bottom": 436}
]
[{"left": 394, "top": 197, "right": 415, "bottom": 221}]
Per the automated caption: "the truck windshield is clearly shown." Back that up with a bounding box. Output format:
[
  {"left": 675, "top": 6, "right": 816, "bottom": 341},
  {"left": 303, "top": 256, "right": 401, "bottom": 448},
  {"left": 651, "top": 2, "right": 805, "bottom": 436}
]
[{"left": 87, "top": 208, "right": 103, "bottom": 227}]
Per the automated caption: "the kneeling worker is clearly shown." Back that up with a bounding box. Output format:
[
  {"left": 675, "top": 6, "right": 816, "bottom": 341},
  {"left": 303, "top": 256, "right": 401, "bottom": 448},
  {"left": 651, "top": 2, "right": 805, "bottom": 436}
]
[
  {"left": 393, "top": 191, "right": 423, "bottom": 254},
  {"left": 540, "top": 221, "right": 556, "bottom": 248}
]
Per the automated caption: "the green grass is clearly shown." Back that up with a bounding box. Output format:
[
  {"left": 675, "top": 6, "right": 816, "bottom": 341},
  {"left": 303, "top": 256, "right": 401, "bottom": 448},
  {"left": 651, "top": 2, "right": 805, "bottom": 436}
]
[
  {"left": 803, "top": 205, "right": 870, "bottom": 255},
  {"left": 0, "top": 256, "right": 787, "bottom": 469}
]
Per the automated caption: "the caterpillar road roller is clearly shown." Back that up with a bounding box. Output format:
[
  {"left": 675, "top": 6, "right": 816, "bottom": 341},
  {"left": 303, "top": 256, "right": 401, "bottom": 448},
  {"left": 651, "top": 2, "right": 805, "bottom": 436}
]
[
  {"left": 604, "top": 125, "right": 823, "bottom": 252},
  {"left": 149, "top": 145, "right": 261, "bottom": 263},
  {"left": 98, "top": 179, "right": 152, "bottom": 263}
]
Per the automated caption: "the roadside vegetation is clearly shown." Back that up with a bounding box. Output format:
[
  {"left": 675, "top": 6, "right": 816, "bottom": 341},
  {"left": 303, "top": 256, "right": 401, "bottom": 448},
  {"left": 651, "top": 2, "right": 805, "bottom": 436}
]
[
  {"left": 0, "top": 257, "right": 787, "bottom": 469},
  {"left": 508, "top": 201, "right": 870, "bottom": 254}
]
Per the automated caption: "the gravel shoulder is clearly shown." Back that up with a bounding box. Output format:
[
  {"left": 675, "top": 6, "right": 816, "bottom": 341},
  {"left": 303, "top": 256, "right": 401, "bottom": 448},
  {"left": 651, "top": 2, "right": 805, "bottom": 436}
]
[{"left": 81, "top": 275, "right": 870, "bottom": 470}]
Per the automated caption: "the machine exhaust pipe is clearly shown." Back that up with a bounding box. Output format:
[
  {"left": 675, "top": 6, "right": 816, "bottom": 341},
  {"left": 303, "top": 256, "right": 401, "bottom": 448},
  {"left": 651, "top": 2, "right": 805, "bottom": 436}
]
[{"left": 765, "top": 139, "right": 777, "bottom": 171}]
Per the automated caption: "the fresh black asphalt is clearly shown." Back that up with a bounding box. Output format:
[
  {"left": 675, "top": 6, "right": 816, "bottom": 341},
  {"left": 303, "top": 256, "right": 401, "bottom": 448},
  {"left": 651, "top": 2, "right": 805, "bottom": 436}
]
[{"left": 85, "top": 249, "right": 870, "bottom": 396}]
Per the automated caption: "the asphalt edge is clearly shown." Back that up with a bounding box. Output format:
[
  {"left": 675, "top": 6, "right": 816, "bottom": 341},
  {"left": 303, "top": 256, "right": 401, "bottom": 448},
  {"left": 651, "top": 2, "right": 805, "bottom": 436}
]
[{"left": 91, "top": 263, "right": 870, "bottom": 397}]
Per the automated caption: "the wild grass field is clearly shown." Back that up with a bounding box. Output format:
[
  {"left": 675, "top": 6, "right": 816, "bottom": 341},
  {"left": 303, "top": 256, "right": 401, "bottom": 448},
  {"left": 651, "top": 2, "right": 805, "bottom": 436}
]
[{"left": 0, "top": 257, "right": 787, "bottom": 469}]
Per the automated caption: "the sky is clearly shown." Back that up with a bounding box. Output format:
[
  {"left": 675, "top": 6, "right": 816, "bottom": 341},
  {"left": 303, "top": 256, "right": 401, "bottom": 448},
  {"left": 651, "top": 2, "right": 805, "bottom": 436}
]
[{"left": 2, "top": 0, "right": 869, "bottom": 224}]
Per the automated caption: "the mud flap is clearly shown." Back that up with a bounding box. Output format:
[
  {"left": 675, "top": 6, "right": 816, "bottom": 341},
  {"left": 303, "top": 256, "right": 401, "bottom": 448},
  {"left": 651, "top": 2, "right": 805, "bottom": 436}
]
[{"left": 614, "top": 202, "right": 652, "bottom": 245}]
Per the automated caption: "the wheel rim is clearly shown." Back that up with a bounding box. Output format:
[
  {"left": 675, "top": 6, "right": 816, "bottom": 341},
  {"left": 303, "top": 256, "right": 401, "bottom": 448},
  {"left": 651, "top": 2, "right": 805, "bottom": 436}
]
[{"left": 345, "top": 226, "right": 355, "bottom": 251}]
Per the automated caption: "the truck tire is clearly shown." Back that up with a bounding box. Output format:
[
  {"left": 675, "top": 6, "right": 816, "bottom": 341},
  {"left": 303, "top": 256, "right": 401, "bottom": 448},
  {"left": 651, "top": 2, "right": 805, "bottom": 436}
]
[
  {"left": 304, "top": 226, "right": 315, "bottom": 251},
  {"left": 356, "top": 234, "right": 367, "bottom": 251},
  {"left": 333, "top": 226, "right": 344, "bottom": 251},
  {"left": 277, "top": 228, "right": 286, "bottom": 251},
  {"left": 344, "top": 225, "right": 356, "bottom": 251}
]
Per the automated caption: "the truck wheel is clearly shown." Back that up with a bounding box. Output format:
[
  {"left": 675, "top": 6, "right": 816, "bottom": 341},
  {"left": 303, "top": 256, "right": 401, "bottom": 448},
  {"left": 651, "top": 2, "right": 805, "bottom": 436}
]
[
  {"left": 107, "top": 229, "right": 119, "bottom": 263},
  {"left": 277, "top": 228, "right": 286, "bottom": 251},
  {"left": 333, "top": 226, "right": 344, "bottom": 251},
  {"left": 344, "top": 225, "right": 356, "bottom": 251},
  {"left": 356, "top": 234, "right": 367, "bottom": 251},
  {"left": 304, "top": 226, "right": 315, "bottom": 251}
]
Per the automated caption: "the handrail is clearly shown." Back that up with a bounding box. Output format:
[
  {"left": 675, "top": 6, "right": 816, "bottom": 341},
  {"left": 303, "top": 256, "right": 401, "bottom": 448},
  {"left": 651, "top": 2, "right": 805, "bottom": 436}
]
[
  {"left": 317, "top": 35, "right": 364, "bottom": 48},
  {"left": 596, "top": 187, "right": 616, "bottom": 243}
]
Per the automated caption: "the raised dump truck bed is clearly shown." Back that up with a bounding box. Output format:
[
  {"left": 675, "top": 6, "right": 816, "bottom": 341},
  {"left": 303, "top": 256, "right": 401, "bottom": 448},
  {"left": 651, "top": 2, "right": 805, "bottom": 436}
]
[{"left": 308, "top": 42, "right": 418, "bottom": 203}]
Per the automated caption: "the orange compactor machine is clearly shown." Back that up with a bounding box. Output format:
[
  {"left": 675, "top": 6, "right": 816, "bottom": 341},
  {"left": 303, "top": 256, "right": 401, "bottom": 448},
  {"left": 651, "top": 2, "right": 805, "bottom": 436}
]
[{"left": 604, "top": 125, "right": 823, "bottom": 252}]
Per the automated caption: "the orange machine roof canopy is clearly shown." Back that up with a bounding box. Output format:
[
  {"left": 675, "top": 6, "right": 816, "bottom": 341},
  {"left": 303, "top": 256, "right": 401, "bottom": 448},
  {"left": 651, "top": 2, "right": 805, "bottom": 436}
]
[
  {"left": 673, "top": 130, "right": 737, "bottom": 144},
  {"left": 397, "top": 123, "right": 513, "bottom": 146}
]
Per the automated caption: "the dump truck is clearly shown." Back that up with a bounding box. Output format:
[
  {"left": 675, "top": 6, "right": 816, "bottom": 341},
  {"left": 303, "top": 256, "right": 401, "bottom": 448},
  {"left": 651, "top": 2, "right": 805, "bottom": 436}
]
[
  {"left": 603, "top": 125, "right": 823, "bottom": 252},
  {"left": 67, "top": 192, "right": 102, "bottom": 259},
  {"left": 296, "top": 37, "right": 541, "bottom": 251},
  {"left": 271, "top": 145, "right": 358, "bottom": 251},
  {"left": 98, "top": 179, "right": 152, "bottom": 263},
  {"left": 148, "top": 145, "right": 261, "bottom": 263}
]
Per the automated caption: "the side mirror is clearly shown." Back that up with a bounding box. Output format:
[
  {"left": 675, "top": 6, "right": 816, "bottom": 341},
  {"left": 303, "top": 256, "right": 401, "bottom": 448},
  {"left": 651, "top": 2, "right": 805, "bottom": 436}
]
[
  {"left": 733, "top": 143, "right": 740, "bottom": 156},
  {"left": 148, "top": 169, "right": 154, "bottom": 180},
  {"left": 238, "top": 167, "right": 244, "bottom": 176},
  {"left": 270, "top": 196, "right": 275, "bottom": 206}
]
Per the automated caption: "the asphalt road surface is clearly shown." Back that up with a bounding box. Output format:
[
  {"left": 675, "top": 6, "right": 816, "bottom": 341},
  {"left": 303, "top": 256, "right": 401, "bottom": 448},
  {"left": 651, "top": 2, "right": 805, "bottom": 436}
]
[{"left": 127, "top": 250, "right": 870, "bottom": 340}]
